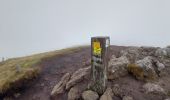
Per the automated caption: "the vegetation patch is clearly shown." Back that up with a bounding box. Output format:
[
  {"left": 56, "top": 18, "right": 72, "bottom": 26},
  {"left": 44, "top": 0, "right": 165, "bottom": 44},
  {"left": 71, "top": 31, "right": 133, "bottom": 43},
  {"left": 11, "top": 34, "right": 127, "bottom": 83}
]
[{"left": 0, "top": 46, "right": 88, "bottom": 94}]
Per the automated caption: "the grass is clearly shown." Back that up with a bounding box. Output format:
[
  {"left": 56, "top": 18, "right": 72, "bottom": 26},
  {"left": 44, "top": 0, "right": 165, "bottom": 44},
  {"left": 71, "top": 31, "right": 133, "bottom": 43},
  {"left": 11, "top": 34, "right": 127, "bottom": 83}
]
[{"left": 0, "top": 46, "right": 88, "bottom": 94}]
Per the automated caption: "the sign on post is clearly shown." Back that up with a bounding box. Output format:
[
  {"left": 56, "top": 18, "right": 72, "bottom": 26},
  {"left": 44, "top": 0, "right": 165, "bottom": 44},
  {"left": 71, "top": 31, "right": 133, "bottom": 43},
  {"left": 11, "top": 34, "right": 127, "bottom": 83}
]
[{"left": 90, "top": 36, "right": 110, "bottom": 94}]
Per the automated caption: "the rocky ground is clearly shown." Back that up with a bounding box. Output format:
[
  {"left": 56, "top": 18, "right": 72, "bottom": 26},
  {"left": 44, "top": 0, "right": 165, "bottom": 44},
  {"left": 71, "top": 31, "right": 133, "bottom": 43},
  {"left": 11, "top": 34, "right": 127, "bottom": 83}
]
[{"left": 2, "top": 45, "right": 170, "bottom": 100}]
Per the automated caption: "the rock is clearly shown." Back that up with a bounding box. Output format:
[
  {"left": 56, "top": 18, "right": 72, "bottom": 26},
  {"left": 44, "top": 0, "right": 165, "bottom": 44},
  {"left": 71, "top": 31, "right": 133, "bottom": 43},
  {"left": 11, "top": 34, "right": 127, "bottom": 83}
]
[
  {"left": 68, "top": 82, "right": 88, "bottom": 100},
  {"left": 165, "top": 98, "right": 170, "bottom": 100},
  {"left": 16, "top": 64, "right": 21, "bottom": 73},
  {"left": 68, "top": 86, "right": 80, "bottom": 100},
  {"left": 82, "top": 90, "right": 99, "bottom": 100},
  {"left": 112, "top": 84, "right": 123, "bottom": 97},
  {"left": 155, "top": 48, "right": 170, "bottom": 58},
  {"left": 108, "top": 56, "right": 129, "bottom": 80},
  {"left": 135, "top": 56, "right": 157, "bottom": 80},
  {"left": 143, "top": 83, "right": 165, "bottom": 94},
  {"left": 156, "top": 61, "right": 165, "bottom": 72},
  {"left": 120, "top": 47, "right": 141, "bottom": 63},
  {"left": 51, "top": 73, "right": 71, "bottom": 97},
  {"left": 155, "top": 61, "right": 166, "bottom": 76},
  {"left": 66, "top": 66, "right": 90, "bottom": 90},
  {"left": 100, "top": 87, "right": 113, "bottom": 100},
  {"left": 122, "top": 96, "right": 133, "bottom": 100}
]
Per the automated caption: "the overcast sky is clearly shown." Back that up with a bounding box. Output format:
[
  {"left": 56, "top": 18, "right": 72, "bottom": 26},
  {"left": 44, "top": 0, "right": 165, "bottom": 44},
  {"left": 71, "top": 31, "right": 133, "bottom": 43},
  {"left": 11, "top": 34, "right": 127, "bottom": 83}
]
[{"left": 0, "top": 0, "right": 170, "bottom": 58}]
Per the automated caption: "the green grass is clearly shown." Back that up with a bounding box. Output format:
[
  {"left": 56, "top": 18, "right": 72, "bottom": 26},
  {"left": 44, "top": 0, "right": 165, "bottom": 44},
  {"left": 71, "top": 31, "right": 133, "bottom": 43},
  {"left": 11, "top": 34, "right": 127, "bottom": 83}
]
[{"left": 0, "top": 46, "right": 88, "bottom": 94}]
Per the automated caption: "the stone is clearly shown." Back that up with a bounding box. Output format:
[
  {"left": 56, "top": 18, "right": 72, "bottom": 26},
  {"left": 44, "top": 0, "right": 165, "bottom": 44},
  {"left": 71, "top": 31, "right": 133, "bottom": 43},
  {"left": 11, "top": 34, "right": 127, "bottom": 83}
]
[
  {"left": 68, "top": 82, "right": 88, "bottom": 100},
  {"left": 82, "top": 90, "right": 99, "bottom": 100},
  {"left": 100, "top": 87, "right": 113, "bottom": 100},
  {"left": 51, "top": 73, "right": 71, "bottom": 97},
  {"left": 66, "top": 66, "right": 90, "bottom": 90},
  {"left": 143, "top": 83, "right": 165, "bottom": 94},
  {"left": 165, "top": 98, "right": 170, "bottom": 100},
  {"left": 68, "top": 86, "right": 79, "bottom": 100},
  {"left": 122, "top": 96, "right": 133, "bottom": 100},
  {"left": 108, "top": 56, "right": 129, "bottom": 80},
  {"left": 135, "top": 56, "right": 157, "bottom": 80},
  {"left": 16, "top": 64, "right": 21, "bottom": 73},
  {"left": 112, "top": 84, "right": 123, "bottom": 97}
]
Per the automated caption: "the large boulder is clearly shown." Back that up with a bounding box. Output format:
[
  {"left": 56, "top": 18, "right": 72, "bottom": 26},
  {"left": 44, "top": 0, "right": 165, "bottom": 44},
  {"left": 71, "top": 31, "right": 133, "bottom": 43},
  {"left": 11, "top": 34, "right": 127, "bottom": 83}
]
[
  {"left": 66, "top": 66, "right": 90, "bottom": 90},
  {"left": 82, "top": 90, "right": 99, "bottom": 100},
  {"left": 100, "top": 87, "right": 113, "bottom": 100},
  {"left": 51, "top": 73, "right": 71, "bottom": 97},
  {"left": 128, "top": 56, "right": 157, "bottom": 80},
  {"left": 143, "top": 83, "right": 165, "bottom": 94},
  {"left": 108, "top": 55, "right": 129, "bottom": 80}
]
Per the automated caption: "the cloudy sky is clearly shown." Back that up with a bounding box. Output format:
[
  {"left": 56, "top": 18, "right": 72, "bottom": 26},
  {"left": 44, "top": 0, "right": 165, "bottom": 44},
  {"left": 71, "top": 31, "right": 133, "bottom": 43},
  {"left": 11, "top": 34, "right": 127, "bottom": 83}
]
[{"left": 0, "top": 0, "right": 170, "bottom": 58}]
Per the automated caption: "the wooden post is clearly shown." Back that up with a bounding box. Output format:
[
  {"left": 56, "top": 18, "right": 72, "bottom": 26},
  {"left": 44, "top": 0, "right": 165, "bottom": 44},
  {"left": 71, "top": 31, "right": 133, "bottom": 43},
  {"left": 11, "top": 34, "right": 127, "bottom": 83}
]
[{"left": 90, "top": 36, "right": 110, "bottom": 95}]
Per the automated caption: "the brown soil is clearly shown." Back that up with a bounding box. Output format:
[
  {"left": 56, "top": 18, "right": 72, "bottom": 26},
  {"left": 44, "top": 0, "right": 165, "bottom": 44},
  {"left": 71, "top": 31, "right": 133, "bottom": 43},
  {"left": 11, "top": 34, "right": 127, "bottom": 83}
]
[{"left": 2, "top": 45, "right": 170, "bottom": 100}]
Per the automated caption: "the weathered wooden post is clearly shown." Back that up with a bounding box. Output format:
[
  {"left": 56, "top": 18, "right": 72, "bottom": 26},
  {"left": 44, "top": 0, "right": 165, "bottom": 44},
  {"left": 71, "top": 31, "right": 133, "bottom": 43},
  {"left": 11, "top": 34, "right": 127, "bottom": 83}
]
[{"left": 90, "top": 36, "right": 110, "bottom": 95}]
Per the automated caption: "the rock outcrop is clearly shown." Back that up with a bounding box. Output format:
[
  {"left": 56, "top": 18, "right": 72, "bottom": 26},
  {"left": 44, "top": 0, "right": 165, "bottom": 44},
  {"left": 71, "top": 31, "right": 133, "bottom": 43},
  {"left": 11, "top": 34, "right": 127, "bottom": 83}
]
[
  {"left": 51, "top": 73, "right": 71, "bottom": 97},
  {"left": 66, "top": 66, "right": 90, "bottom": 90}
]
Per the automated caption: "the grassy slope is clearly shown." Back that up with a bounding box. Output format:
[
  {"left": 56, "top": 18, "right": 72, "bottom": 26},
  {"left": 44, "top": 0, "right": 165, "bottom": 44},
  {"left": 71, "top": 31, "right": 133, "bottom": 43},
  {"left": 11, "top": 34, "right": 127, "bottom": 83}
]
[{"left": 0, "top": 46, "right": 88, "bottom": 94}]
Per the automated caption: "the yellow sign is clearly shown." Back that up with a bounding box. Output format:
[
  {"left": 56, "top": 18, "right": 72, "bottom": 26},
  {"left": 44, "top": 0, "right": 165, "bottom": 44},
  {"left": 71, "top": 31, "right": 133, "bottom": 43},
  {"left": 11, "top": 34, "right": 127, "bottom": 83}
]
[{"left": 93, "top": 41, "right": 102, "bottom": 55}]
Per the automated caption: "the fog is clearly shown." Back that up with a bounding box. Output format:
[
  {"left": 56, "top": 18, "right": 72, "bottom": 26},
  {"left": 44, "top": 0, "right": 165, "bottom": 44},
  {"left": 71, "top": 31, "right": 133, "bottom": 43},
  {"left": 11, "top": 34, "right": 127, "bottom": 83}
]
[{"left": 0, "top": 0, "right": 170, "bottom": 58}]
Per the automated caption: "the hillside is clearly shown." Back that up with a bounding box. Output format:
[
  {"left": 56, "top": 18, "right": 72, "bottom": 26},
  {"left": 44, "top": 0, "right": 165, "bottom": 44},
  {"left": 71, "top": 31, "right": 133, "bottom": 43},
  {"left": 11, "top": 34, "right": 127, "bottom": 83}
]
[{"left": 1, "top": 45, "right": 170, "bottom": 100}]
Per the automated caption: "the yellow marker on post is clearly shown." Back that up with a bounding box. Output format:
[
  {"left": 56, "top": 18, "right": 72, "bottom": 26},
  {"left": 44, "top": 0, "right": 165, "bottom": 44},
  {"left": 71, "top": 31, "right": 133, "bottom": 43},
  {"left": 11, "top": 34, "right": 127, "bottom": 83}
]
[{"left": 93, "top": 41, "right": 102, "bottom": 55}]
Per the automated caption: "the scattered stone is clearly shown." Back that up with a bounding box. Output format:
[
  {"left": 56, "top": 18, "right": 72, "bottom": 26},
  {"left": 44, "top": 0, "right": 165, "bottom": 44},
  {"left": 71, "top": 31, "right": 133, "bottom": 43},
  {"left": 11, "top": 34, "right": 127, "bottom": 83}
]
[
  {"left": 100, "top": 87, "right": 113, "bottom": 100},
  {"left": 82, "top": 90, "right": 99, "bottom": 100},
  {"left": 108, "top": 56, "right": 129, "bottom": 80},
  {"left": 51, "top": 73, "right": 71, "bottom": 97},
  {"left": 143, "top": 83, "right": 165, "bottom": 94},
  {"left": 122, "top": 96, "right": 133, "bottom": 100},
  {"left": 66, "top": 66, "right": 90, "bottom": 90}
]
